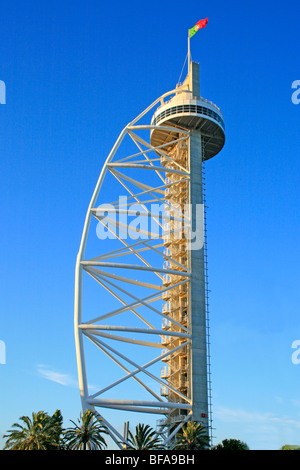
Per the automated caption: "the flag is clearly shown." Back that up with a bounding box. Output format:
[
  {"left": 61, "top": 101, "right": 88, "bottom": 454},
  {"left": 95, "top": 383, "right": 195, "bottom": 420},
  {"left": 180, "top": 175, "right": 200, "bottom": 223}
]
[{"left": 189, "top": 18, "right": 208, "bottom": 38}]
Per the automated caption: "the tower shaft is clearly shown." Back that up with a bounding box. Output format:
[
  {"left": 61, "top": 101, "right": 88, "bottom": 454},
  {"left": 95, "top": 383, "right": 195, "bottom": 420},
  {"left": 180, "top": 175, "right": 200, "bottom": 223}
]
[
  {"left": 189, "top": 130, "right": 208, "bottom": 425},
  {"left": 158, "top": 63, "right": 209, "bottom": 429}
]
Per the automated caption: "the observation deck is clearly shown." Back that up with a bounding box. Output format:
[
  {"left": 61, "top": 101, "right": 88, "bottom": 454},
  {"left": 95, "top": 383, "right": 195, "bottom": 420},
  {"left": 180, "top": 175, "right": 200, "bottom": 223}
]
[{"left": 150, "top": 62, "right": 225, "bottom": 160}]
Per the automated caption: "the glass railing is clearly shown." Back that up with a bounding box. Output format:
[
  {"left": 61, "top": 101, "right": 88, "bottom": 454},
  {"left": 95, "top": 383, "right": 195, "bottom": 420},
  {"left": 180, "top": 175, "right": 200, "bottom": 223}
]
[
  {"left": 154, "top": 95, "right": 222, "bottom": 115},
  {"left": 151, "top": 102, "right": 225, "bottom": 131}
]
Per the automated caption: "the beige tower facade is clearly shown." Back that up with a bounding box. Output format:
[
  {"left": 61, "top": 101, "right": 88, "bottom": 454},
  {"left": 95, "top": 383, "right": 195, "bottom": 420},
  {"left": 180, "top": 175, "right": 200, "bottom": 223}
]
[{"left": 151, "top": 61, "right": 225, "bottom": 433}]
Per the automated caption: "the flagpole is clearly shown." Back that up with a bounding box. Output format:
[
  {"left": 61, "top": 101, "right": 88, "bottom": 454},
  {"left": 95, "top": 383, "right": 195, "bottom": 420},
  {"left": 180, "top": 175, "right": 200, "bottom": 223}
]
[{"left": 188, "top": 32, "right": 191, "bottom": 75}]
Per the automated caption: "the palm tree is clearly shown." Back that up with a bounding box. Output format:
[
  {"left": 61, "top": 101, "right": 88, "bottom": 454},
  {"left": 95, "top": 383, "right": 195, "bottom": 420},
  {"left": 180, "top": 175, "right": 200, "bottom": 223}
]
[
  {"left": 3, "top": 409, "right": 63, "bottom": 450},
  {"left": 174, "top": 421, "right": 209, "bottom": 450},
  {"left": 126, "top": 423, "right": 164, "bottom": 450},
  {"left": 63, "top": 409, "right": 108, "bottom": 450}
]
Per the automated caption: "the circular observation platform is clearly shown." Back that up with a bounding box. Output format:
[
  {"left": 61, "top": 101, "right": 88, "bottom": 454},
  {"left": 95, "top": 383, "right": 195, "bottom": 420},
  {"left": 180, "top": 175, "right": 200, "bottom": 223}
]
[{"left": 150, "top": 95, "right": 225, "bottom": 160}]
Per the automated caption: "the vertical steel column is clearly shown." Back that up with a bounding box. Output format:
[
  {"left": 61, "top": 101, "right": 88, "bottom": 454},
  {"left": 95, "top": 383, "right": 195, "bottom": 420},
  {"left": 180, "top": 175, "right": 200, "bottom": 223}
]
[{"left": 189, "top": 129, "right": 208, "bottom": 427}]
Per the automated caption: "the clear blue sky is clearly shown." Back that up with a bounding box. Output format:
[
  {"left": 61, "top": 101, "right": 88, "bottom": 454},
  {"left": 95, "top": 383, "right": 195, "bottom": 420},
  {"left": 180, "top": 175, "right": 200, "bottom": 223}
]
[{"left": 0, "top": 0, "right": 300, "bottom": 450}]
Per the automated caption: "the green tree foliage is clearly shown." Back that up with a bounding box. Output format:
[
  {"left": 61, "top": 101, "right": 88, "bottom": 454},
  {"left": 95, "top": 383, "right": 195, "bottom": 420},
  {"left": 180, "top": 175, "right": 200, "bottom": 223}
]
[
  {"left": 63, "top": 409, "right": 108, "bottom": 450},
  {"left": 212, "top": 438, "right": 249, "bottom": 450},
  {"left": 174, "top": 421, "right": 210, "bottom": 450},
  {"left": 280, "top": 444, "right": 300, "bottom": 450},
  {"left": 126, "top": 423, "right": 164, "bottom": 450},
  {"left": 3, "top": 410, "right": 63, "bottom": 450}
]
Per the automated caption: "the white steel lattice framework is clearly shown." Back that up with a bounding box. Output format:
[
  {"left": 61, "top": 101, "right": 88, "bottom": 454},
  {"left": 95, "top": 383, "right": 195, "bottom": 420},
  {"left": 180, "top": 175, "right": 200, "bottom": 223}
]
[{"left": 74, "top": 61, "right": 225, "bottom": 448}]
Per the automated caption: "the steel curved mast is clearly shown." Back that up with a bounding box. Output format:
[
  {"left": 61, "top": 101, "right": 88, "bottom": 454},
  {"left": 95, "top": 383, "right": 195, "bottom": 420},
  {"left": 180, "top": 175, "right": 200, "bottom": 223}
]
[{"left": 74, "top": 58, "right": 225, "bottom": 448}]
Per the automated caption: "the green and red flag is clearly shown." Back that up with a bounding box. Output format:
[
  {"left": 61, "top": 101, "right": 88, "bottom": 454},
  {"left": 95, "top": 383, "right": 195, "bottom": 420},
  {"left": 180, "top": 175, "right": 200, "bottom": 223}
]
[{"left": 189, "top": 18, "right": 208, "bottom": 38}]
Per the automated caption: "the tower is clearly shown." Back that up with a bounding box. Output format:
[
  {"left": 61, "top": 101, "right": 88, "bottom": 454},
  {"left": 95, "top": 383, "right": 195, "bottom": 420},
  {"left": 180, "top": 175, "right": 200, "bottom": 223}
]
[
  {"left": 74, "top": 58, "right": 225, "bottom": 448},
  {"left": 151, "top": 61, "right": 225, "bottom": 438}
]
